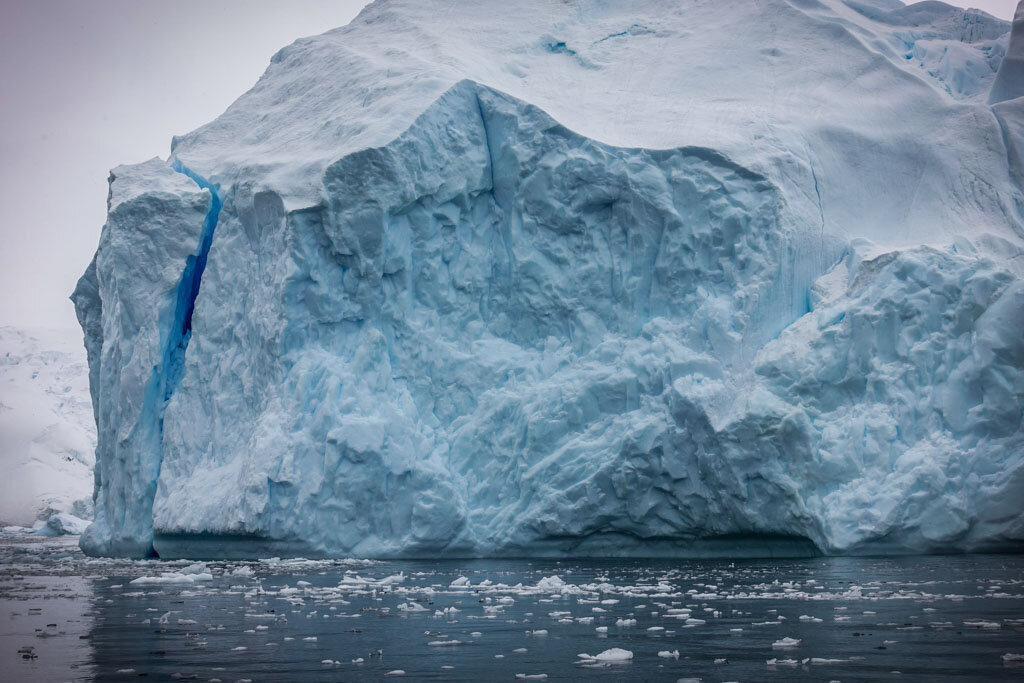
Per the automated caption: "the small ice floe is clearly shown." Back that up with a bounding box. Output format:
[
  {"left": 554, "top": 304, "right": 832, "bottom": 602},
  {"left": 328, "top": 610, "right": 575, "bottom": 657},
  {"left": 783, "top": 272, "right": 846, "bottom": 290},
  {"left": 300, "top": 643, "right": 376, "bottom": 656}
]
[
  {"left": 427, "top": 640, "right": 464, "bottom": 646},
  {"left": 383, "top": 670, "right": 405, "bottom": 676},
  {"left": 397, "top": 602, "right": 427, "bottom": 612},
  {"left": 529, "top": 629, "right": 548, "bottom": 636},
  {"left": 615, "top": 619, "right": 637, "bottom": 627},
  {"left": 799, "top": 615, "right": 822, "bottom": 623},
  {"left": 515, "top": 675, "right": 548, "bottom": 679},
  {"left": 658, "top": 650, "right": 680, "bottom": 658},
  {"left": 684, "top": 618, "right": 705, "bottom": 626},
  {"left": 772, "top": 637, "right": 801, "bottom": 649},
  {"left": 577, "top": 648, "right": 633, "bottom": 662},
  {"left": 303, "top": 636, "right": 318, "bottom": 642},
  {"left": 130, "top": 572, "right": 212, "bottom": 585},
  {"left": 450, "top": 576, "right": 471, "bottom": 587},
  {"left": 513, "top": 648, "right": 528, "bottom": 653},
  {"left": 352, "top": 658, "right": 364, "bottom": 663},
  {"left": 766, "top": 658, "right": 799, "bottom": 666},
  {"left": 595, "top": 626, "right": 608, "bottom": 633},
  {"left": 379, "top": 572, "right": 405, "bottom": 585},
  {"left": 1003, "top": 653, "right": 1024, "bottom": 662},
  {"left": 964, "top": 620, "right": 1001, "bottom": 629},
  {"left": 647, "top": 626, "right": 665, "bottom": 632},
  {"left": 805, "top": 657, "right": 847, "bottom": 664},
  {"left": 116, "top": 669, "right": 135, "bottom": 674},
  {"left": 714, "top": 658, "right": 728, "bottom": 664},
  {"left": 232, "top": 646, "right": 247, "bottom": 651}
]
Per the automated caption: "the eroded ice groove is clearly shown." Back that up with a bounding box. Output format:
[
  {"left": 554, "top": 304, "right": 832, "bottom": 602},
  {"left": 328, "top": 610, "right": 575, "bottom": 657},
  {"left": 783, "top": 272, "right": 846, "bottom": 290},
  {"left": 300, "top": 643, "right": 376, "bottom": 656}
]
[
  {"left": 79, "top": 0, "right": 1024, "bottom": 560},
  {"left": 73, "top": 159, "right": 219, "bottom": 557}
]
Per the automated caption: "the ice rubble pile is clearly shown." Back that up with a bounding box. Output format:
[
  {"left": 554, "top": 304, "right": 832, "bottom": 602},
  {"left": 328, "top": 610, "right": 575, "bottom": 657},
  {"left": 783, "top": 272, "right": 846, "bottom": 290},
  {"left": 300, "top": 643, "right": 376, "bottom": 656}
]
[{"left": 74, "top": 0, "right": 1024, "bottom": 558}]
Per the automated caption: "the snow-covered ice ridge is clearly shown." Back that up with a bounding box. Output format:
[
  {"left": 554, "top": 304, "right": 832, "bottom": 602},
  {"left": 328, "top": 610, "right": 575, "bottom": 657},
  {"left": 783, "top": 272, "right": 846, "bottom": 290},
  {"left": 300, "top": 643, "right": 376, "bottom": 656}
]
[
  {"left": 0, "top": 327, "right": 95, "bottom": 527},
  {"left": 74, "top": 0, "right": 1024, "bottom": 559}
]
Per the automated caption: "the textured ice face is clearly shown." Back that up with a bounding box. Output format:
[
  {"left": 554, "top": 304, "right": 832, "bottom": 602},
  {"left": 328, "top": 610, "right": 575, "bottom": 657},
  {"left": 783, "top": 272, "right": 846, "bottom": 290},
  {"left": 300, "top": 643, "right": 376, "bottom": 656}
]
[{"left": 75, "top": 0, "right": 1024, "bottom": 558}]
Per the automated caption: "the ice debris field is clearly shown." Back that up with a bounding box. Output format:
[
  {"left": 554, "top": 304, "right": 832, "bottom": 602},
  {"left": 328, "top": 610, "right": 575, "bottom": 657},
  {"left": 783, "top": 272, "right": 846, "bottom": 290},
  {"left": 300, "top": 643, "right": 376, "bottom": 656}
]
[
  {"left": 72, "top": 0, "right": 1024, "bottom": 560},
  {"left": 2, "top": 533, "right": 1024, "bottom": 680}
]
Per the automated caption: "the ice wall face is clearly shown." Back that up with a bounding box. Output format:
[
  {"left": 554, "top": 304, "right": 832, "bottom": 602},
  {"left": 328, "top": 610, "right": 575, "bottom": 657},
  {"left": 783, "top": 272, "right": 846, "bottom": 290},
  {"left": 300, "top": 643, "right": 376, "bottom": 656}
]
[
  {"left": 73, "top": 159, "right": 215, "bottom": 557},
  {"left": 77, "top": 0, "right": 1024, "bottom": 558}
]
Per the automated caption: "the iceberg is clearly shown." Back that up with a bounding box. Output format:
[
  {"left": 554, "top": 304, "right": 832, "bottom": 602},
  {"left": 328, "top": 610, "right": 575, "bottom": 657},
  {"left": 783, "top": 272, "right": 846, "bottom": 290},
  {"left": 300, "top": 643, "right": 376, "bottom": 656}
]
[{"left": 74, "top": 0, "right": 1024, "bottom": 559}]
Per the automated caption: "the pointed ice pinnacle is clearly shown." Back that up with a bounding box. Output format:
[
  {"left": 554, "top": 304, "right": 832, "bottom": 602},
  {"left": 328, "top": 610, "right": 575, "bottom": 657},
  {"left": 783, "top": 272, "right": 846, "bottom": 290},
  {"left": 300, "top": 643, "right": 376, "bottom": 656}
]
[{"left": 989, "top": 1, "right": 1024, "bottom": 104}]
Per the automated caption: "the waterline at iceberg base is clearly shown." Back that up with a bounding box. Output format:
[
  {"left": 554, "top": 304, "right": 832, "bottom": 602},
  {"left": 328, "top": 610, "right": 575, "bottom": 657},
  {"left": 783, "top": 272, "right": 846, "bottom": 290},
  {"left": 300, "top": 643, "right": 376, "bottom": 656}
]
[{"left": 73, "top": 0, "right": 1024, "bottom": 560}]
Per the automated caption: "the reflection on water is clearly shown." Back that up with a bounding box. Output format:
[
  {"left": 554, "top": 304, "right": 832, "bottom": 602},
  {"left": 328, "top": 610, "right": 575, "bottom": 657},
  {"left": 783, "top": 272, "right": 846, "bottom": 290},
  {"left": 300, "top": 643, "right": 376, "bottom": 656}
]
[{"left": 2, "top": 534, "right": 1023, "bottom": 681}]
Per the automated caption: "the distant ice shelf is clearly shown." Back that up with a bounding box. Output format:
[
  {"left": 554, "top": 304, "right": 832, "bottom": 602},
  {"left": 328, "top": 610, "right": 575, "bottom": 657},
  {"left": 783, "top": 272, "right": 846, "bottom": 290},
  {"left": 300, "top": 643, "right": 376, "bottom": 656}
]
[{"left": 74, "top": 0, "right": 1024, "bottom": 559}]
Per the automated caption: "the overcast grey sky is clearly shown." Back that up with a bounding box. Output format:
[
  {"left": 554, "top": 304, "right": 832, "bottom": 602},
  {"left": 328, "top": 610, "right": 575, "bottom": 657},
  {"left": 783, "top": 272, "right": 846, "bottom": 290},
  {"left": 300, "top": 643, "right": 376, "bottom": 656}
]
[{"left": 0, "top": 0, "right": 1017, "bottom": 329}]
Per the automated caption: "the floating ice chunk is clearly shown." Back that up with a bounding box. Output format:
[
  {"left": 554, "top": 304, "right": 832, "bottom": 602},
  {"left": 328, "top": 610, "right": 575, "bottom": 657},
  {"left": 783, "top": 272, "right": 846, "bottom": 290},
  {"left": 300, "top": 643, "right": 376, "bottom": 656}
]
[
  {"left": 35, "top": 513, "right": 91, "bottom": 537},
  {"left": 384, "top": 671, "right": 405, "bottom": 677},
  {"left": 658, "top": 650, "right": 680, "bottom": 658},
  {"left": 772, "top": 637, "right": 801, "bottom": 649},
  {"left": 515, "top": 675, "right": 548, "bottom": 680},
  {"left": 397, "top": 602, "right": 428, "bottom": 612},
  {"left": 130, "top": 572, "right": 211, "bottom": 585},
  {"left": 615, "top": 619, "right": 637, "bottom": 627},
  {"left": 799, "top": 615, "right": 822, "bottom": 623},
  {"left": 427, "top": 640, "right": 464, "bottom": 646},
  {"left": 578, "top": 648, "right": 633, "bottom": 662},
  {"left": 450, "top": 576, "right": 470, "bottom": 587},
  {"left": 767, "top": 658, "right": 799, "bottom": 666}
]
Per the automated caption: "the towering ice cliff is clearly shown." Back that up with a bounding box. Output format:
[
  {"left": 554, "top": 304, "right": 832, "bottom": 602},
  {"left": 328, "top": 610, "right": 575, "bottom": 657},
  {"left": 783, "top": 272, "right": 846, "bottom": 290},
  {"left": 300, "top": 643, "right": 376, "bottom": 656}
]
[{"left": 75, "top": 0, "right": 1024, "bottom": 558}]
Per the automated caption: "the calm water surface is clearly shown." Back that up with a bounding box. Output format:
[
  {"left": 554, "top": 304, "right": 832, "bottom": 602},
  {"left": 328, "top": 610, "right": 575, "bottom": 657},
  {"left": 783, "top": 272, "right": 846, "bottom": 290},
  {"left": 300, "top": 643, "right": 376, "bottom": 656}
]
[{"left": 2, "top": 534, "right": 1023, "bottom": 681}]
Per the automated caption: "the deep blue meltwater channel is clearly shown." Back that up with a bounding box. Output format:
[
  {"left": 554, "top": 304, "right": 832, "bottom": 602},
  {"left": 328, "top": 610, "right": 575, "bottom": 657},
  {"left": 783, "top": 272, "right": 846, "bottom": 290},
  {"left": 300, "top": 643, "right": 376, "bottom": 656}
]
[{"left": 2, "top": 535, "right": 1024, "bottom": 682}]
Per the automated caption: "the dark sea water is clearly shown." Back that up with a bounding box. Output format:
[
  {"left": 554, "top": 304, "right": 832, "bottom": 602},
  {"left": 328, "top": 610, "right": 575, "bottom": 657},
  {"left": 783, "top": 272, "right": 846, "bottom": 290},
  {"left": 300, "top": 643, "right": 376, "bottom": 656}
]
[{"left": 2, "top": 534, "right": 1023, "bottom": 682}]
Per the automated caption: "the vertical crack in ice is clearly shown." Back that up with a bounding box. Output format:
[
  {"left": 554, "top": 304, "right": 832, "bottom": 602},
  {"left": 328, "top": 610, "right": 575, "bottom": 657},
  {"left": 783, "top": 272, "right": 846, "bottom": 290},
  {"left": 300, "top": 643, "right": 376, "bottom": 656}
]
[
  {"left": 136, "top": 158, "right": 222, "bottom": 556},
  {"left": 474, "top": 90, "right": 499, "bottom": 206},
  {"left": 808, "top": 155, "right": 826, "bottom": 238}
]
